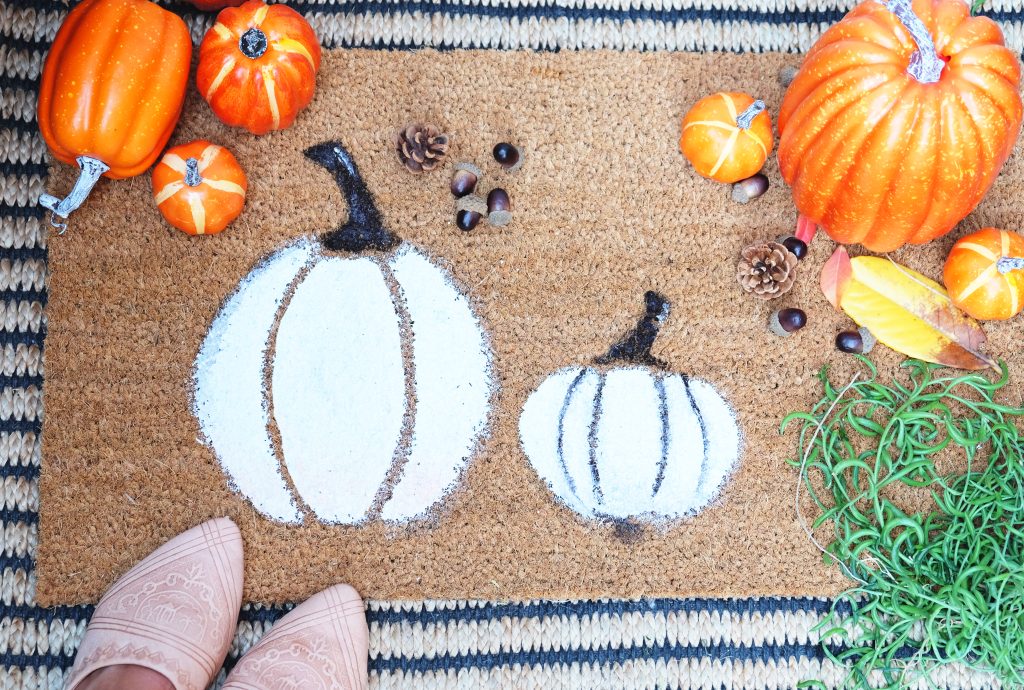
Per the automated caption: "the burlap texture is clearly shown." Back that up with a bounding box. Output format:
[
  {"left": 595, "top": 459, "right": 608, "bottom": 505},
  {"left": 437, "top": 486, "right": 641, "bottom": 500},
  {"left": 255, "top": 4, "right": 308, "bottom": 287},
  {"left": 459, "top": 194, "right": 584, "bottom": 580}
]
[{"left": 37, "top": 48, "right": 1024, "bottom": 605}]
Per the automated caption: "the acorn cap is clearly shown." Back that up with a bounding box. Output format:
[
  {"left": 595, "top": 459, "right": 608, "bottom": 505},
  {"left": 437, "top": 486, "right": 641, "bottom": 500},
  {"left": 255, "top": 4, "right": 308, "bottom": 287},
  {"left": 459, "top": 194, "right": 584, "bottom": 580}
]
[
  {"left": 456, "top": 194, "right": 488, "bottom": 214},
  {"left": 488, "top": 209, "right": 513, "bottom": 227},
  {"left": 455, "top": 161, "right": 483, "bottom": 178}
]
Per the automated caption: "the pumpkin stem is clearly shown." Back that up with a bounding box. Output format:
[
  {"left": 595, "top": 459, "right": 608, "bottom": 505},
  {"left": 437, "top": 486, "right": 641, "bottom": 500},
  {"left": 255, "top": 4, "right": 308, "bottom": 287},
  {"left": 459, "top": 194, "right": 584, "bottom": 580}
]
[
  {"left": 184, "top": 158, "right": 202, "bottom": 187},
  {"left": 735, "top": 100, "right": 766, "bottom": 130},
  {"left": 38, "top": 155, "right": 110, "bottom": 234},
  {"left": 595, "top": 291, "right": 671, "bottom": 367},
  {"left": 239, "top": 28, "right": 268, "bottom": 59},
  {"left": 304, "top": 141, "right": 400, "bottom": 253},
  {"left": 885, "top": 0, "right": 944, "bottom": 84},
  {"left": 997, "top": 256, "right": 1024, "bottom": 274}
]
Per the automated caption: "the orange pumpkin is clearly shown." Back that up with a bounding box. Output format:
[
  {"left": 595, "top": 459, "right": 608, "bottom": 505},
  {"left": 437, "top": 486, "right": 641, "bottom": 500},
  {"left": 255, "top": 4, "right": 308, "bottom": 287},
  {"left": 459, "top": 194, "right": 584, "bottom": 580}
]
[
  {"left": 36, "top": 0, "right": 191, "bottom": 230},
  {"left": 152, "top": 141, "right": 248, "bottom": 236},
  {"left": 680, "top": 92, "right": 773, "bottom": 183},
  {"left": 778, "top": 0, "right": 1023, "bottom": 253},
  {"left": 944, "top": 228, "right": 1024, "bottom": 321},
  {"left": 197, "top": 0, "right": 321, "bottom": 135}
]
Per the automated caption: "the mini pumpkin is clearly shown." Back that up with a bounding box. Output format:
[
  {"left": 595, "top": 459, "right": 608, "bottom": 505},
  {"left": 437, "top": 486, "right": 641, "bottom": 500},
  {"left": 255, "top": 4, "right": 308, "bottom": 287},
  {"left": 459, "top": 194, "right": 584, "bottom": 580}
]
[
  {"left": 36, "top": 0, "right": 191, "bottom": 230},
  {"left": 944, "top": 228, "right": 1024, "bottom": 321},
  {"left": 680, "top": 92, "right": 773, "bottom": 183},
  {"left": 152, "top": 141, "right": 247, "bottom": 236},
  {"left": 778, "top": 0, "right": 1023, "bottom": 252},
  {"left": 197, "top": 0, "right": 321, "bottom": 135}
]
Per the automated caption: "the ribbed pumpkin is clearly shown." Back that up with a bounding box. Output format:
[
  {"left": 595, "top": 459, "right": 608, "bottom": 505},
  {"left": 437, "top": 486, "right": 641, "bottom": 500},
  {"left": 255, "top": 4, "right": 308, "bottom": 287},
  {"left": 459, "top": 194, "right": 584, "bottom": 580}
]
[
  {"left": 777, "top": 0, "right": 1023, "bottom": 252},
  {"left": 197, "top": 0, "right": 321, "bottom": 135},
  {"left": 680, "top": 92, "right": 773, "bottom": 183},
  {"left": 944, "top": 228, "right": 1024, "bottom": 320},
  {"left": 36, "top": 0, "right": 191, "bottom": 230},
  {"left": 152, "top": 141, "right": 247, "bottom": 236}
]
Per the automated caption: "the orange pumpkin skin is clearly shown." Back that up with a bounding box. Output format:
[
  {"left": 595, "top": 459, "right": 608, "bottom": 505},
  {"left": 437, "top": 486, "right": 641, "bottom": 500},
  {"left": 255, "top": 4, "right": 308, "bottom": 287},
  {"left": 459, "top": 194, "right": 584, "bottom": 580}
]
[
  {"left": 680, "top": 92, "right": 773, "bottom": 183},
  {"left": 944, "top": 228, "right": 1024, "bottom": 320},
  {"left": 37, "top": 0, "right": 192, "bottom": 180},
  {"left": 197, "top": 0, "right": 321, "bottom": 135},
  {"left": 152, "top": 141, "right": 247, "bottom": 236},
  {"left": 777, "top": 0, "right": 1023, "bottom": 253}
]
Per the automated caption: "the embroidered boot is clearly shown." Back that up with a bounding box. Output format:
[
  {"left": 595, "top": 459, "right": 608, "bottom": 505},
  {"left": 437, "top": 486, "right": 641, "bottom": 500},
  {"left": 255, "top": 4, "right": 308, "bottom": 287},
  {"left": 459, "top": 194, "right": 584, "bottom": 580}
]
[
  {"left": 222, "top": 584, "right": 368, "bottom": 690},
  {"left": 65, "top": 517, "right": 244, "bottom": 690}
]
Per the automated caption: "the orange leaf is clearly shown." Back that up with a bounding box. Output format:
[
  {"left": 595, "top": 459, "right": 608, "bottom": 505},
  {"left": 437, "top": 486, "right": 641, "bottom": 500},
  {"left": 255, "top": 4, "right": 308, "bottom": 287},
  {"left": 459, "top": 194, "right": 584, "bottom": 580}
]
[{"left": 820, "top": 246, "right": 852, "bottom": 309}]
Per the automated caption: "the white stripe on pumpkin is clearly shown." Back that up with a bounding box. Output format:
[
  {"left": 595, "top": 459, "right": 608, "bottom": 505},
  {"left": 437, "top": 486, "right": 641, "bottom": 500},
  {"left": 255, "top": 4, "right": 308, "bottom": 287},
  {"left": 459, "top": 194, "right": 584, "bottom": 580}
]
[
  {"left": 188, "top": 195, "right": 207, "bottom": 235},
  {"left": 204, "top": 179, "right": 246, "bottom": 197},
  {"left": 272, "top": 38, "right": 316, "bottom": 68},
  {"left": 262, "top": 65, "right": 281, "bottom": 130},
  {"left": 154, "top": 180, "right": 184, "bottom": 205},
  {"left": 205, "top": 58, "right": 236, "bottom": 101}
]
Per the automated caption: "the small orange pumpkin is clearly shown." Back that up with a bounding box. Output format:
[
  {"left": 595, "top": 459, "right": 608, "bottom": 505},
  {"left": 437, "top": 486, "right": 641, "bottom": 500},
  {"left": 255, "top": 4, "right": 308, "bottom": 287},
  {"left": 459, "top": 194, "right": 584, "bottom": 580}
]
[
  {"left": 944, "top": 228, "right": 1024, "bottom": 321},
  {"left": 36, "top": 0, "right": 191, "bottom": 230},
  {"left": 197, "top": 0, "right": 321, "bottom": 135},
  {"left": 680, "top": 92, "right": 773, "bottom": 183},
  {"left": 152, "top": 141, "right": 247, "bottom": 236},
  {"left": 778, "top": 0, "right": 1023, "bottom": 252}
]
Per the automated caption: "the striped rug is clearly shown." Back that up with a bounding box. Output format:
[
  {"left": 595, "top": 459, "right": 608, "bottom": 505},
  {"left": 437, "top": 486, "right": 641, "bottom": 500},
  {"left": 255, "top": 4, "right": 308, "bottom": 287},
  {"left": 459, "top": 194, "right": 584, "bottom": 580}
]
[{"left": 1, "top": 0, "right": 1018, "bottom": 687}]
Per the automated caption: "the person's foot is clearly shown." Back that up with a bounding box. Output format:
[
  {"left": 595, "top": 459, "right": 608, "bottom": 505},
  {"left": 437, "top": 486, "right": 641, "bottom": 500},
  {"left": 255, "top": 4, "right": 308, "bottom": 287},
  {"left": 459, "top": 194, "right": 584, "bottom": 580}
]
[
  {"left": 222, "top": 584, "right": 368, "bottom": 690},
  {"left": 65, "top": 517, "right": 244, "bottom": 690}
]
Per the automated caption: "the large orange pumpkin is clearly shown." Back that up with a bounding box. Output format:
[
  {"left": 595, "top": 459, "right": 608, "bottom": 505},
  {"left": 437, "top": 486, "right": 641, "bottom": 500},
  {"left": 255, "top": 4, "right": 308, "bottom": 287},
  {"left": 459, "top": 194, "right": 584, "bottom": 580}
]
[
  {"left": 944, "top": 227, "right": 1024, "bottom": 320},
  {"left": 777, "top": 0, "right": 1023, "bottom": 253},
  {"left": 152, "top": 141, "right": 248, "bottom": 236},
  {"left": 37, "top": 0, "right": 191, "bottom": 231},
  {"left": 197, "top": 0, "right": 321, "bottom": 135}
]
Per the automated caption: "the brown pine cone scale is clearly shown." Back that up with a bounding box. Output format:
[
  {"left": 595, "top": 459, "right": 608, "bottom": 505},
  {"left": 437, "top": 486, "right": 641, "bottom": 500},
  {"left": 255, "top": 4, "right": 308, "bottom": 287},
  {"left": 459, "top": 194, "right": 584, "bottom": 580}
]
[{"left": 737, "top": 241, "right": 799, "bottom": 299}]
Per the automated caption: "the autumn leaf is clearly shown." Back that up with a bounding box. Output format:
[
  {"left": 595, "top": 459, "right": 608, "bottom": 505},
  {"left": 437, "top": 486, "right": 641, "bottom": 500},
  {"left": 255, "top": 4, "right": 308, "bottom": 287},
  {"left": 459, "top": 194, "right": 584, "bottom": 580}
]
[{"left": 820, "top": 247, "right": 998, "bottom": 371}]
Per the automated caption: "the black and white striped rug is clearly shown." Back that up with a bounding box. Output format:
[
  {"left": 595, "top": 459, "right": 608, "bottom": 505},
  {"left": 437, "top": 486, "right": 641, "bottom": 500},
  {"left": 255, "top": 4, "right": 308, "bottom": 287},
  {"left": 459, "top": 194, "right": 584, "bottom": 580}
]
[{"left": 2, "top": 1, "right": 1019, "bottom": 687}]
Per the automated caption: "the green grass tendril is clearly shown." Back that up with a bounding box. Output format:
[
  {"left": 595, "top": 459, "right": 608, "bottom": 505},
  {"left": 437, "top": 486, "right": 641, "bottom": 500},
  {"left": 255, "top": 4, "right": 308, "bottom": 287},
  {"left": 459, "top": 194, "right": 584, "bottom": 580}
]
[{"left": 782, "top": 358, "right": 1024, "bottom": 689}]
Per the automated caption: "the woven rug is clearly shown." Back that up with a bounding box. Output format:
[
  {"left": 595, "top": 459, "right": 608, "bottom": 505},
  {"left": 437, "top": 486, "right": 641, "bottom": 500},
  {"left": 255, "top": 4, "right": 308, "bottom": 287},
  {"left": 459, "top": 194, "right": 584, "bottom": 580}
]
[{"left": 4, "top": 0, "right": 1023, "bottom": 688}]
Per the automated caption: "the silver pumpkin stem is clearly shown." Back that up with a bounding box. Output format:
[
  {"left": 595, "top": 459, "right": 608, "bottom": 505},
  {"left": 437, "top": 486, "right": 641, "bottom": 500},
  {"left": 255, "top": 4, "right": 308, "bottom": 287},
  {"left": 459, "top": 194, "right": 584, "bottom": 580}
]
[
  {"left": 38, "top": 155, "right": 110, "bottom": 234},
  {"left": 997, "top": 256, "right": 1024, "bottom": 274},
  {"left": 735, "top": 100, "right": 766, "bottom": 130},
  {"left": 886, "top": 0, "right": 945, "bottom": 84}
]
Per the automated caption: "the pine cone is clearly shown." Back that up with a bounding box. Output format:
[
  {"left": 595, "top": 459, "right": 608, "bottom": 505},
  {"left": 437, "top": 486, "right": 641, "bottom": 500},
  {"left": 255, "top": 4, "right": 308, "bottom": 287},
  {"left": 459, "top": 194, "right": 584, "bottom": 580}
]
[
  {"left": 737, "top": 241, "right": 799, "bottom": 299},
  {"left": 395, "top": 123, "right": 449, "bottom": 174}
]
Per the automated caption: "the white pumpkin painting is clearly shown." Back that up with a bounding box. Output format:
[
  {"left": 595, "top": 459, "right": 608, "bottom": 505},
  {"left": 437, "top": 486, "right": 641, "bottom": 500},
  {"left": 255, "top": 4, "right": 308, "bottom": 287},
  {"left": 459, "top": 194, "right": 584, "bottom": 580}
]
[
  {"left": 192, "top": 141, "right": 494, "bottom": 525},
  {"left": 519, "top": 292, "right": 741, "bottom": 524}
]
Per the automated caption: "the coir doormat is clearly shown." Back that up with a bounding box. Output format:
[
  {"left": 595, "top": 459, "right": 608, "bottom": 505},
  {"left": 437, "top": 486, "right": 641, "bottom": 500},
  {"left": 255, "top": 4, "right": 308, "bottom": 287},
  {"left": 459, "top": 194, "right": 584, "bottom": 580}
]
[{"left": 38, "top": 49, "right": 1024, "bottom": 605}]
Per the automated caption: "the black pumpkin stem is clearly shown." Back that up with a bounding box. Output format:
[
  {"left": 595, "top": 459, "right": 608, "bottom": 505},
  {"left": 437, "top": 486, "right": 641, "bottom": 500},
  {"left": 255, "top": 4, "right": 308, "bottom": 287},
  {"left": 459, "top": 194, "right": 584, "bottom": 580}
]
[
  {"left": 304, "top": 141, "right": 400, "bottom": 253},
  {"left": 595, "top": 291, "right": 671, "bottom": 367}
]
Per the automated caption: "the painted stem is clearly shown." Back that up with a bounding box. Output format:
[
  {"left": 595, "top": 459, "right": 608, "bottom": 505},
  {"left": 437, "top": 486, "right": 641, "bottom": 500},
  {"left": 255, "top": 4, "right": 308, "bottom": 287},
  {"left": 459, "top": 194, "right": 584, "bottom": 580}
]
[
  {"left": 184, "top": 158, "right": 202, "bottom": 187},
  {"left": 735, "top": 100, "right": 766, "bottom": 129},
  {"left": 239, "top": 28, "right": 268, "bottom": 59},
  {"left": 595, "top": 291, "right": 671, "bottom": 367},
  {"left": 997, "top": 256, "right": 1024, "bottom": 274},
  {"left": 304, "top": 141, "right": 400, "bottom": 252},
  {"left": 885, "top": 0, "right": 944, "bottom": 84},
  {"left": 38, "top": 155, "right": 110, "bottom": 234}
]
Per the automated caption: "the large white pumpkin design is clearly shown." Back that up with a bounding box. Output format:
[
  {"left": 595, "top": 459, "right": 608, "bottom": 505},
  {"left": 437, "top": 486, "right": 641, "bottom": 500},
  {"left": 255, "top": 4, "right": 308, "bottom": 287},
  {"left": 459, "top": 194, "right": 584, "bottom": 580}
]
[
  {"left": 519, "top": 292, "right": 741, "bottom": 523},
  {"left": 193, "top": 141, "right": 494, "bottom": 525}
]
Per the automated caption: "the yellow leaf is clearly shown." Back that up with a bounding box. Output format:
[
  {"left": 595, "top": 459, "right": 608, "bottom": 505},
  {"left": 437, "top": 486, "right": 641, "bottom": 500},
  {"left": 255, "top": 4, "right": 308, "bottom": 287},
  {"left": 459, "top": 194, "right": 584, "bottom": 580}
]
[{"left": 821, "top": 248, "right": 997, "bottom": 371}]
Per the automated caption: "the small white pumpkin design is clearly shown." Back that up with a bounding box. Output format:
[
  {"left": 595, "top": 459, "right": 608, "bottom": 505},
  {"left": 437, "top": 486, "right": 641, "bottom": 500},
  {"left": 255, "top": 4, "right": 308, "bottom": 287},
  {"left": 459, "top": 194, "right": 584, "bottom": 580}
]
[
  {"left": 192, "top": 141, "right": 494, "bottom": 525},
  {"left": 519, "top": 292, "right": 741, "bottom": 523}
]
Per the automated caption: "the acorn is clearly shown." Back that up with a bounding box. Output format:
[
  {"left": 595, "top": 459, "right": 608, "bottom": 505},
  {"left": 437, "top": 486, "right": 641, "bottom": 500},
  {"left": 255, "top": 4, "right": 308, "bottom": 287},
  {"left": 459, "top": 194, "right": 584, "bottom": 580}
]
[
  {"left": 835, "top": 327, "right": 876, "bottom": 354},
  {"left": 778, "top": 235, "right": 808, "bottom": 260},
  {"left": 456, "top": 210, "right": 481, "bottom": 232},
  {"left": 451, "top": 162, "right": 482, "bottom": 198},
  {"left": 486, "top": 188, "right": 512, "bottom": 227},
  {"left": 769, "top": 308, "right": 807, "bottom": 337},
  {"left": 731, "top": 173, "right": 769, "bottom": 204},
  {"left": 493, "top": 142, "right": 523, "bottom": 171},
  {"left": 455, "top": 194, "right": 488, "bottom": 232},
  {"left": 779, "top": 65, "right": 800, "bottom": 88}
]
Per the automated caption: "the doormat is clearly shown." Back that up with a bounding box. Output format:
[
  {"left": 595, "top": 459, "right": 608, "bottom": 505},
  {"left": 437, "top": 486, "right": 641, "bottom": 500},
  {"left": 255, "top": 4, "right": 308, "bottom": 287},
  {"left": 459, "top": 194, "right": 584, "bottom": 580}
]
[{"left": 37, "top": 48, "right": 1024, "bottom": 606}]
